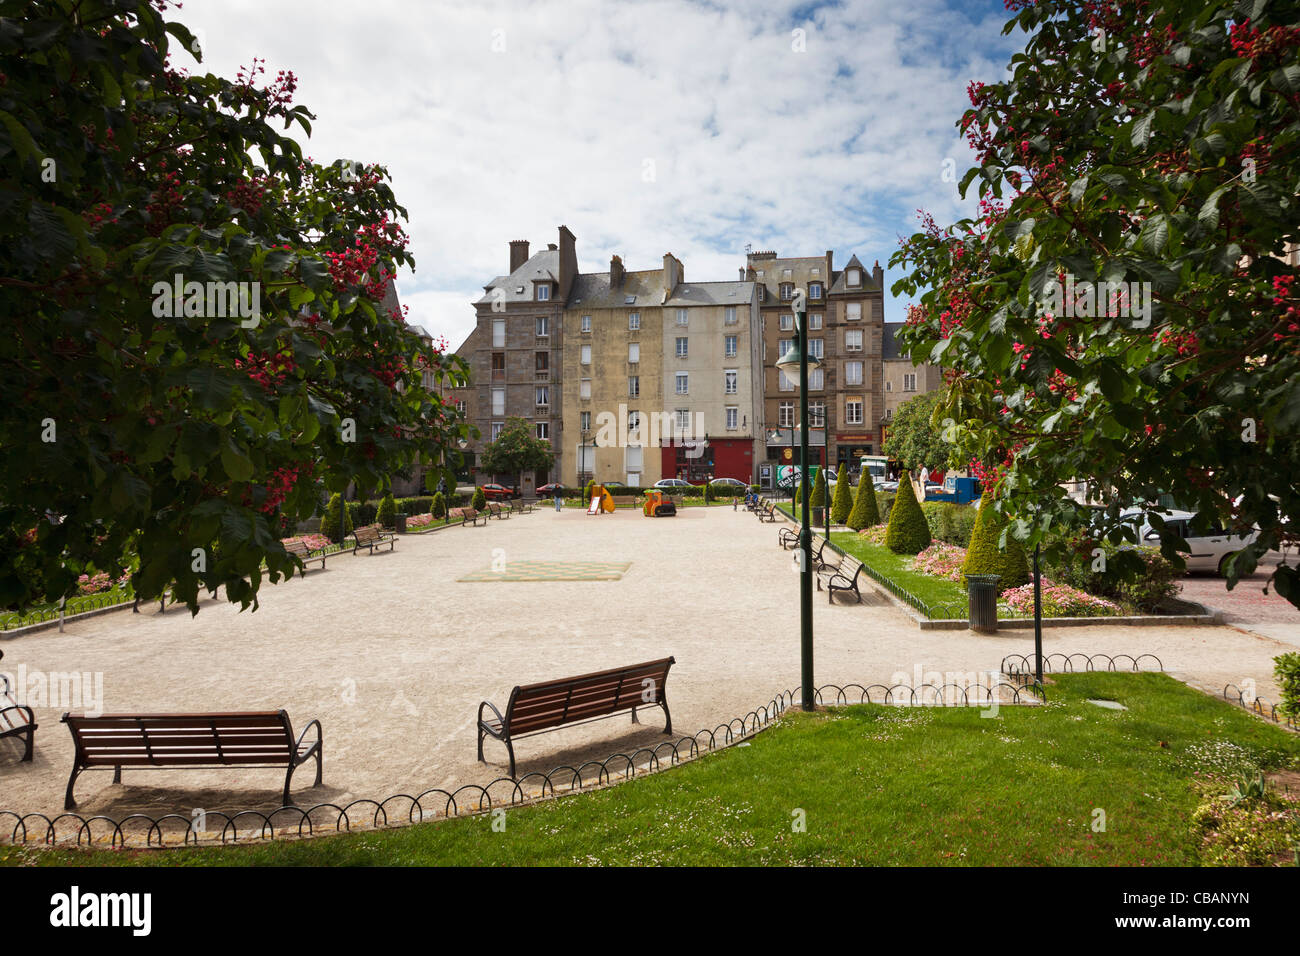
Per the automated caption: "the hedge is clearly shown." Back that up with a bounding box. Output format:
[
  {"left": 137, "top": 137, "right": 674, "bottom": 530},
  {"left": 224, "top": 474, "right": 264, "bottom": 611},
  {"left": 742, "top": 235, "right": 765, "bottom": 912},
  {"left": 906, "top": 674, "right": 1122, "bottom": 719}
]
[
  {"left": 921, "top": 501, "right": 980, "bottom": 548},
  {"left": 320, "top": 493, "right": 352, "bottom": 543},
  {"left": 830, "top": 464, "right": 852, "bottom": 524},
  {"left": 884, "top": 473, "right": 931, "bottom": 554},
  {"left": 846, "top": 474, "right": 880, "bottom": 530}
]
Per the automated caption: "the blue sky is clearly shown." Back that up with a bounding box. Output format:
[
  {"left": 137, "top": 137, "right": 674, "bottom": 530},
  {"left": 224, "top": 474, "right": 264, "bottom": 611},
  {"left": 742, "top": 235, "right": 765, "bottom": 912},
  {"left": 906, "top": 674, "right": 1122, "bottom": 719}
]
[{"left": 182, "top": 0, "right": 1026, "bottom": 344}]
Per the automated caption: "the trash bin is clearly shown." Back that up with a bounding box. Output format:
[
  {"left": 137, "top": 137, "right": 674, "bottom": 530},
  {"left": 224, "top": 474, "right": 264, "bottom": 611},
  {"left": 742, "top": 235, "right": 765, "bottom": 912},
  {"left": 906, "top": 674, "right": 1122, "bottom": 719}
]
[
  {"left": 965, "top": 574, "right": 1000, "bottom": 633},
  {"left": 394, "top": 514, "right": 407, "bottom": 534}
]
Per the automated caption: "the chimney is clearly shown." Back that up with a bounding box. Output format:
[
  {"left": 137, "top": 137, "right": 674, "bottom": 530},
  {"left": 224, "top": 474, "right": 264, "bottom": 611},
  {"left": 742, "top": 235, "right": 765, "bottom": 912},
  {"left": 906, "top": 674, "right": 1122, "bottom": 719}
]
[
  {"left": 662, "top": 253, "right": 682, "bottom": 297},
  {"left": 509, "top": 240, "right": 529, "bottom": 273},
  {"left": 558, "top": 225, "right": 577, "bottom": 299},
  {"left": 873, "top": 259, "right": 884, "bottom": 289},
  {"left": 610, "top": 254, "right": 625, "bottom": 288},
  {"left": 825, "top": 250, "right": 834, "bottom": 280},
  {"left": 738, "top": 267, "right": 745, "bottom": 280}
]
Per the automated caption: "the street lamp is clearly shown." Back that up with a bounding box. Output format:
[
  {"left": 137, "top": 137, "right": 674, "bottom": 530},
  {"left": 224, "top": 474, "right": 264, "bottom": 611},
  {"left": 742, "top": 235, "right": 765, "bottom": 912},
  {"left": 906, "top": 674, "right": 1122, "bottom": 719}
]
[{"left": 775, "top": 298, "right": 822, "bottom": 712}]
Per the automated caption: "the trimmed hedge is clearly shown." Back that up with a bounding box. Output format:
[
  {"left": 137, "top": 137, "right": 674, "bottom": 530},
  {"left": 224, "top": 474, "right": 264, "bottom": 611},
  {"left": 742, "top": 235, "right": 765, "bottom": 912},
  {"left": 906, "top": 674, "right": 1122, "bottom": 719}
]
[
  {"left": 810, "top": 468, "right": 827, "bottom": 509},
  {"left": 431, "top": 492, "right": 447, "bottom": 519},
  {"left": 959, "top": 492, "right": 1028, "bottom": 588},
  {"left": 830, "top": 464, "right": 852, "bottom": 524},
  {"left": 884, "top": 473, "right": 931, "bottom": 554},
  {"left": 320, "top": 493, "right": 352, "bottom": 543},
  {"left": 921, "top": 501, "right": 980, "bottom": 548},
  {"left": 846, "top": 475, "right": 880, "bottom": 530},
  {"left": 472, "top": 487, "right": 487, "bottom": 511},
  {"left": 377, "top": 493, "right": 397, "bottom": 529}
]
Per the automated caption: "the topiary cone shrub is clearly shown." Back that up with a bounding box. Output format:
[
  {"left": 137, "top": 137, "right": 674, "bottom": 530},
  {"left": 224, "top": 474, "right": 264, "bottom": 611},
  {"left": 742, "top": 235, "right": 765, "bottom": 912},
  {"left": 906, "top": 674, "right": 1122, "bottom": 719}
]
[
  {"left": 377, "top": 493, "right": 397, "bottom": 529},
  {"left": 1000, "top": 523, "right": 1030, "bottom": 589},
  {"left": 846, "top": 473, "right": 880, "bottom": 530},
  {"left": 472, "top": 487, "right": 487, "bottom": 511},
  {"left": 830, "top": 463, "right": 852, "bottom": 524},
  {"left": 885, "top": 471, "right": 931, "bottom": 554},
  {"left": 961, "top": 492, "right": 1004, "bottom": 580},
  {"left": 810, "top": 467, "right": 827, "bottom": 509},
  {"left": 320, "top": 493, "right": 353, "bottom": 544},
  {"left": 431, "top": 491, "right": 447, "bottom": 519}
]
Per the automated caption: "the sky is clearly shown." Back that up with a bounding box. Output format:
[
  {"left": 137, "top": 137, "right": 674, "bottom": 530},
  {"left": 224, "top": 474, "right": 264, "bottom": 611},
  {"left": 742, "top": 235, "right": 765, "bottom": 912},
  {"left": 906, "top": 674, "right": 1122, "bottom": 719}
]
[{"left": 179, "top": 0, "right": 1026, "bottom": 345}]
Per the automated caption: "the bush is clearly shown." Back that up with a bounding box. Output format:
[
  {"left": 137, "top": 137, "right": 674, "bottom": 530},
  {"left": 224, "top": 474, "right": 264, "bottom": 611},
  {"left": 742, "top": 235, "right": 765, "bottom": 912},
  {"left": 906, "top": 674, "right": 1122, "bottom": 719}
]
[
  {"left": 1000, "top": 525, "right": 1030, "bottom": 589},
  {"left": 1275, "top": 653, "right": 1300, "bottom": 720},
  {"left": 583, "top": 480, "right": 595, "bottom": 502},
  {"left": 1042, "top": 536, "right": 1180, "bottom": 612},
  {"left": 1001, "top": 579, "right": 1122, "bottom": 617},
  {"left": 877, "top": 491, "right": 895, "bottom": 524},
  {"left": 377, "top": 494, "right": 397, "bottom": 529},
  {"left": 846, "top": 474, "right": 880, "bottom": 530},
  {"left": 921, "top": 501, "right": 980, "bottom": 547},
  {"left": 810, "top": 468, "right": 827, "bottom": 509},
  {"left": 830, "top": 464, "right": 852, "bottom": 524},
  {"left": 472, "top": 487, "right": 487, "bottom": 511},
  {"left": 320, "top": 493, "right": 352, "bottom": 543},
  {"left": 885, "top": 472, "right": 931, "bottom": 554},
  {"left": 431, "top": 492, "right": 447, "bottom": 519},
  {"left": 961, "top": 493, "right": 1004, "bottom": 582}
]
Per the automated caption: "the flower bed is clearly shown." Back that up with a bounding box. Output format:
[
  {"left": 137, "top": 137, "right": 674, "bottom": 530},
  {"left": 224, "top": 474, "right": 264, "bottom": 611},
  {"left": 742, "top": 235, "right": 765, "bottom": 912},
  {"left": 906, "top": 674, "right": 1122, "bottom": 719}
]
[
  {"left": 282, "top": 533, "right": 332, "bottom": 553},
  {"left": 909, "top": 542, "right": 966, "bottom": 582},
  {"left": 406, "top": 513, "right": 436, "bottom": 529},
  {"left": 1000, "top": 579, "right": 1122, "bottom": 618}
]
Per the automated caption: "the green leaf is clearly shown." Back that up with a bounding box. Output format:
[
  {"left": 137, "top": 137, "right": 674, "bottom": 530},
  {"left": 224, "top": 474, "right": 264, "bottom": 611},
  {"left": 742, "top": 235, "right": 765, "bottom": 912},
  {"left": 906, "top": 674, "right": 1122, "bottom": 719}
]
[{"left": 220, "top": 438, "right": 254, "bottom": 482}]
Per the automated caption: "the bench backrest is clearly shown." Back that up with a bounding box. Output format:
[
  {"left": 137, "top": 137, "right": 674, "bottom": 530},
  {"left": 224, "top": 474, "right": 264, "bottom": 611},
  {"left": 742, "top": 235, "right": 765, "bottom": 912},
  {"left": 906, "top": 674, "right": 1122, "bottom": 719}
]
[
  {"left": 354, "top": 525, "right": 382, "bottom": 543},
  {"left": 284, "top": 540, "right": 312, "bottom": 558},
  {"left": 505, "top": 658, "right": 675, "bottom": 735},
  {"left": 610, "top": 495, "right": 637, "bottom": 506},
  {"left": 63, "top": 711, "right": 295, "bottom": 767}
]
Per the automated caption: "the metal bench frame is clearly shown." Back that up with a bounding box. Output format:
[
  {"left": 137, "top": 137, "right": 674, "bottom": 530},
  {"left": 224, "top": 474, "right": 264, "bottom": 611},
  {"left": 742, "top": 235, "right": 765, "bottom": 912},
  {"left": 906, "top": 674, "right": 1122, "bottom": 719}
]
[{"left": 0, "top": 650, "right": 36, "bottom": 762}]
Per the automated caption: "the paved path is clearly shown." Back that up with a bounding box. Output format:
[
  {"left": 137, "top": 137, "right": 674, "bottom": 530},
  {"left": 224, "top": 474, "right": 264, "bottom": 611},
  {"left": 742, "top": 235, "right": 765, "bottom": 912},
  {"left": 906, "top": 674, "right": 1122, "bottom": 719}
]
[
  {"left": 1178, "top": 557, "right": 1300, "bottom": 648},
  {"left": 0, "top": 507, "right": 1294, "bottom": 821}
]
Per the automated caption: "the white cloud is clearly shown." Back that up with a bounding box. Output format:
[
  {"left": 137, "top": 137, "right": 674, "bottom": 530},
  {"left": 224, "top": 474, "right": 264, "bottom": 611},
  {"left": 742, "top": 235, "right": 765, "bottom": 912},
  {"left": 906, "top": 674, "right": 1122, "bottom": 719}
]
[{"left": 182, "top": 0, "right": 1023, "bottom": 342}]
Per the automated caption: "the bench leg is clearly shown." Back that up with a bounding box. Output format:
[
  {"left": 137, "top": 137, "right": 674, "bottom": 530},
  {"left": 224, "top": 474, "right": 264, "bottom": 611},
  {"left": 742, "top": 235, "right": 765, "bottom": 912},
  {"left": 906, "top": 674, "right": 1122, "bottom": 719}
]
[
  {"left": 506, "top": 738, "right": 516, "bottom": 779},
  {"left": 64, "top": 765, "right": 82, "bottom": 810},
  {"left": 22, "top": 725, "right": 33, "bottom": 761},
  {"left": 113, "top": 765, "right": 121, "bottom": 783},
  {"left": 476, "top": 725, "right": 485, "bottom": 762},
  {"left": 282, "top": 763, "right": 296, "bottom": 806},
  {"left": 630, "top": 706, "right": 639, "bottom": 725},
  {"left": 314, "top": 745, "right": 323, "bottom": 787},
  {"left": 660, "top": 696, "right": 673, "bottom": 736}
]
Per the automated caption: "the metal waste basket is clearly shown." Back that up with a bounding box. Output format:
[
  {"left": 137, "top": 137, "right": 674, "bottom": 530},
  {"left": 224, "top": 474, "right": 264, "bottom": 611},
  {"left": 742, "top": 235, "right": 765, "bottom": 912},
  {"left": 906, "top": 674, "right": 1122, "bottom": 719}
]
[{"left": 965, "top": 574, "right": 1000, "bottom": 633}]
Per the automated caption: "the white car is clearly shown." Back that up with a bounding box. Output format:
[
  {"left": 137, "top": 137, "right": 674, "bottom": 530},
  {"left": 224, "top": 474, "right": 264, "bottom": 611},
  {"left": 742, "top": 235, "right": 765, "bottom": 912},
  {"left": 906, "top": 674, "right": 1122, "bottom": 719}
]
[
  {"left": 654, "top": 478, "right": 693, "bottom": 489},
  {"left": 709, "top": 477, "right": 748, "bottom": 488},
  {"left": 1117, "top": 508, "right": 1258, "bottom": 576}
]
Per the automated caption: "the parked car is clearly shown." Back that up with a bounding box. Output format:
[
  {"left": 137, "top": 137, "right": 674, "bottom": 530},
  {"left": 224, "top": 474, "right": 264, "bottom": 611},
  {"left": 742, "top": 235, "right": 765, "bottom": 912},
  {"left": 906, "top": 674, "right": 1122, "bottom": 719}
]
[
  {"left": 537, "top": 483, "right": 563, "bottom": 496},
  {"left": 709, "top": 477, "right": 748, "bottom": 488},
  {"left": 1126, "top": 508, "right": 1258, "bottom": 576},
  {"left": 654, "top": 478, "right": 693, "bottom": 488},
  {"left": 480, "top": 483, "right": 517, "bottom": 501}
]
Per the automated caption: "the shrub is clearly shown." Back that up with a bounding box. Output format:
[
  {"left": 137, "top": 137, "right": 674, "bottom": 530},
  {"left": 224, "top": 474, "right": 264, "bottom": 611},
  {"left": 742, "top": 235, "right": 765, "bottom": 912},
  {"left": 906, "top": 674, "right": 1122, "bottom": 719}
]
[
  {"left": 320, "top": 493, "right": 352, "bottom": 543},
  {"left": 431, "top": 492, "right": 447, "bottom": 519},
  {"left": 1043, "top": 536, "right": 1180, "bottom": 612},
  {"left": 922, "top": 501, "right": 980, "bottom": 547},
  {"left": 1000, "top": 579, "right": 1123, "bottom": 617},
  {"left": 472, "top": 487, "right": 487, "bottom": 511},
  {"left": 960, "top": 492, "right": 1004, "bottom": 583},
  {"left": 885, "top": 472, "right": 931, "bottom": 554},
  {"left": 377, "top": 494, "right": 398, "bottom": 529},
  {"left": 911, "top": 542, "right": 967, "bottom": 581},
  {"left": 1276, "top": 653, "right": 1300, "bottom": 720},
  {"left": 999, "top": 525, "right": 1030, "bottom": 589},
  {"left": 877, "top": 491, "right": 895, "bottom": 524},
  {"left": 810, "top": 468, "right": 827, "bottom": 509},
  {"left": 830, "top": 464, "right": 852, "bottom": 524},
  {"left": 846, "top": 474, "right": 880, "bottom": 529},
  {"left": 583, "top": 480, "right": 595, "bottom": 502}
]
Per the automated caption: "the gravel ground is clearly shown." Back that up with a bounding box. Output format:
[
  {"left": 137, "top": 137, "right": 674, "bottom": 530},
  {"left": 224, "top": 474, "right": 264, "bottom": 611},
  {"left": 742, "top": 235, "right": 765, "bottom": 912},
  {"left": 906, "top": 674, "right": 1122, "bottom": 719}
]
[{"left": 1, "top": 505, "right": 1295, "bottom": 820}]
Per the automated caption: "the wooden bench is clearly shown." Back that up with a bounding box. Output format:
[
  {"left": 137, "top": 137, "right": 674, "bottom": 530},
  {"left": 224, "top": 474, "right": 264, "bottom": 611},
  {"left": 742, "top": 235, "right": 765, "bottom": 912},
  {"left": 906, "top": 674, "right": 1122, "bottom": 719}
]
[
  {"left": 449, "top": 506, "right": 485, "bottom": 527},
  {"left": 757, "top": 500, "right": 777, "bottom": 522},
  {"left": 352, "top": 524, "right": 396, "bottom": 554},
  {"left": 0, "top": 649, "right": 36, "bottom": 762},
  {"left": 477, "top": 657, "right": 675, "bottom": 778},
  {"left": 609, "top": 495, "right": 639, "bottom": 508},
  {"left": 60, "top": 710, "right": 323, "bottom": 809},
  {"left": 485, "top": 502, "right": 510, "bottom": 519},
  {"left": 778, "top": 525, "right": 800, "bottom": 549},
  {"left": 823, "top": 554, "right": 869, "bottom": 604},
  {"left": 284, "top": 539, "right": 327, "bottom": 572},
  {"left": 511, "top": 500, "right": 535, "bottom": 514}
]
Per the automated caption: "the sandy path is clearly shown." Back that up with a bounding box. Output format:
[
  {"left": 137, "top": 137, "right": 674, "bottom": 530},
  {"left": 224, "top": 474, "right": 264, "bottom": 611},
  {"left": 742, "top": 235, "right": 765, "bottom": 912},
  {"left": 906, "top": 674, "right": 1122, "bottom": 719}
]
[{"left": 1, "top": 506, "right": 1294, "bottom": 821}]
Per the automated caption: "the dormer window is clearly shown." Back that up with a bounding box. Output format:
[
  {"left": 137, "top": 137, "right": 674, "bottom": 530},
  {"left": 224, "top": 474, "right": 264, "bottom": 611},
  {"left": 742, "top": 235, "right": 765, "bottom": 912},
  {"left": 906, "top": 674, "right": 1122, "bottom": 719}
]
[
  {"left": 847, "top": 269, "right": 862, "bottom": 288},
  {"left": 809, "top": 282, "right": 823, "bottom": 299},
  {"left": 779, "top": 283, "right": 793, "bottom": 300},
  {"left": 536, "top": 285, "right": 551, "bottom": 301}
]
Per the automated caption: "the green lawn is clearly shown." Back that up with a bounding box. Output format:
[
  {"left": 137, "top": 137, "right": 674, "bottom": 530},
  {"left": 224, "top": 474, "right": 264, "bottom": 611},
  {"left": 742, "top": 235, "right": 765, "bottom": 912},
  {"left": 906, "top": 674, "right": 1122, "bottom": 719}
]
[
  {"left": 830, "top": 531, "right": 971, "bottom": 615},
  {"left": 7, "top": 674, "right": 1297, "bottom": 867}
]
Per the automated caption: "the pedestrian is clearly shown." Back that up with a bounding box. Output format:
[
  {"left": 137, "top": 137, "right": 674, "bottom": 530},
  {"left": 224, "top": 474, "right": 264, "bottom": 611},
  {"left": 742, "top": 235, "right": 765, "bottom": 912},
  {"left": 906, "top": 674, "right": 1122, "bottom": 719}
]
[
  {"left": 919, "top": 464, "right": 930, "bottom": 487},
  {"left": 554, "top": 487, "right": 564, "bottom": 512}
]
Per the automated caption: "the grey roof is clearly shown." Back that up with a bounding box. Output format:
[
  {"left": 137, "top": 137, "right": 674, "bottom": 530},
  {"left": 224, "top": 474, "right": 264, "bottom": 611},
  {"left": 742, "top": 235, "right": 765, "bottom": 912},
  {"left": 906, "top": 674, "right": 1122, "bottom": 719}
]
[
  {"left": 663, "top": 280, "right": 754, "bottom": 307},
  {"left": 882, "top": 322, "right": 903, "bottom": 360},
  {"left": 567, "top": 268, "right": 667, "bottom": 309},
  {"left": 827, "top": 254, "right": 878, "bottom": 295},
  {"left": 474, "top": 249, "right": 560, "bottom": 305}
]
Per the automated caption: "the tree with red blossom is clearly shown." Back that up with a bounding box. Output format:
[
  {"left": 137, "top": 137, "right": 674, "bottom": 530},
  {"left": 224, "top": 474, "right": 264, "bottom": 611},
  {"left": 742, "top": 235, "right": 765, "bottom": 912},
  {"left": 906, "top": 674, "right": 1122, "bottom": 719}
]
[
  {"left": 0, "top": 1, "right": 470, "bottom": 613},
  {"left": 892, "top": 0, "right": 1300, "bottom": 606}
]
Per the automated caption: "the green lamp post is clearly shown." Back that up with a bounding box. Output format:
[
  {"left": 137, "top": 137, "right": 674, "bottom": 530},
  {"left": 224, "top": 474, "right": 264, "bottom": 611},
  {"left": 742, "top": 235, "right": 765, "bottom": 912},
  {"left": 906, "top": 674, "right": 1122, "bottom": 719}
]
[{"left": 775, "top": 295, "right": 822, "bottom": 712}]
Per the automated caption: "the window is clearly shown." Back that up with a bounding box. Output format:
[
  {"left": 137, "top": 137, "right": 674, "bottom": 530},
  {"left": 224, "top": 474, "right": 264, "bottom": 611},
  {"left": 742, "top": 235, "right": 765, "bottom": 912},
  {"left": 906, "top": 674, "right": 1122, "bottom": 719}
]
[
  {"left": 628, "top": 312, "right": 641, "bottom": 330},
  {"left": 675, "top": 372, "right": 689, "bottom": 395},
  {"left": 779, "top": 402, "right": 795, "bottom": 427},
  {"left": 847, "top": 268, "right": 862, "bottom": 287},
  {"left": 491, "top": 387, "right": 505, "bottom": 416},
  {"left": 535, "top": 386, "right": 549, "bottom": 408},
  {"left": 536, "top": 421, "right": 549, "bottom": 440},
  {"left": 580, "top": 411, "right": 591, "bottom": 431},
  {"left": 885, "top": 407, "right": 893, "bottom": 419},
  {"left": 724, "top": 335, "right": 738, "bottom": 357},
  {"left": 676, "top": 309, "right": 689, "bottom": 326},
  {"left": 491, "top": 421, "right": 504, "bottom": 441},
  {"left": 885, "top": 380, "right": 892, "bottom": 392},
  {"left": 628, "top": 375, "right": 639, "bottom": 397},
  {"left": 536, "top": 315, "right": 549, "bottom": 336},
  {"left": 675, "top": 408, "right": 691, "bottom": 431},
  {"left": 780, "top": 314, "right": 794, "bottom": 331},
  {"left": 625, "top": 295, "right": 636, "bottom": 305},
  {"left": 628, "top": 410, "right": 641, "bottom": 433},
  {"left": 845, "top": 329, "right": 863, "bottom": 352},
  {"left": 492, "top": 319, "right": 505, "bottom": 348},
  {"left": 783, "top": 268, "right": 793, "bottom": 277},
  {"left": 724, "top": 369, "right": 738, "bottom": 394},
  {"left": 809, "top": 313, "right": 823, "bottom": 330},
  {"left": 870, "top": 300, "right": 881, "bottom": 321},
  {"left": 845, "top": 302, "right": 862, "bottom": 322},
  {"left": 779, "top": 283, "right": 793, "bottom": 301},
  {"left": 810, "top": 401, "right": 825, "bottom": 428},
  {"left": 626, "top": 445, "right": 642, "bottom": 470},
  {"left": 580, "top": 344, "right": 591, "bottom": 365},
  {"left": 535, "top": 351, "right": 548, "bottom": 375},
  {"left": 809, "top": 338, "right": 823, "bottom": 360},
  {"left": 676, "top": 337, "right": 688, "bottom": 358},
  {"left": 904, "top": 373, "right": 917, "bottom": 391},
  {"left": 725, "top": 306, "right": 738, "bottom": 325},
  {"left": 844, "top": 361, "right": 864, "bottom": 386},
  {"left": 809, "top": 368, "right": 824, "bottom": 390},
  {"left": 757, "top": 285, "right": 766, "bottom": 302},
  {"left": 778, "top": 337, "right": 793, "bottom": 359},
  {"left": 778, "top": 369, "right": 795, "bottom": 392},
  {"left": 628, "top": 342, "right": 640, "bottom": 363},
  {"left": 580, "top": 378, "right": 591, "bottom": 399},
  {"left": 845, "top": 399, "right": 863, "bottom": 425},
  {"left": 491, "top": 352, "right": 506, "bottom": 380},
  {"left": 536, "top": 285, "right": 550, "bottom": 301},
  {"left": 455, "top": 399, "right": 467, "bottom": 416},
  {"left": 809, "top": 282, "right": 823, "bottom": 299},
  {"left": 726, "top": 406, "right": 738, "bottom": 430},
  {"left": 581, "top": 314, "right": 591, "bottom": 332}
]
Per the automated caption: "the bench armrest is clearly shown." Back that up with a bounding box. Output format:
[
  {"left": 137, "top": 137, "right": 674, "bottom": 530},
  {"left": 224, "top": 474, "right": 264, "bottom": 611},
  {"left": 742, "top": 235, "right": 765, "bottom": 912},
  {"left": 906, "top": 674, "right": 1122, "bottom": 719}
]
[
  {"left": 477, "top": 699, "right": 506, "bottom": 734},
  {"left": 295, "top": 718, "right": 323, "bottom": 753},
  {"left": 0, "top": 702, "right": 35, "bottom": 727}
]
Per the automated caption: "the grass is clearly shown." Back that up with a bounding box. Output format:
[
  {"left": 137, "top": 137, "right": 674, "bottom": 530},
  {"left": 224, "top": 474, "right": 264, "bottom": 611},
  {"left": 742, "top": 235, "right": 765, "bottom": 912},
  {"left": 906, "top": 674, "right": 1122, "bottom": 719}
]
[
  {"left": 6, "top": 674, "right": 1298, "bottom": 867},
  {"left": 830, "top": 532, "right": 970, "bottom": 614},
  {"left": 0, "top": 586, "right": 136, "bottom": 631}
]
